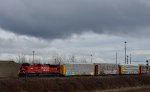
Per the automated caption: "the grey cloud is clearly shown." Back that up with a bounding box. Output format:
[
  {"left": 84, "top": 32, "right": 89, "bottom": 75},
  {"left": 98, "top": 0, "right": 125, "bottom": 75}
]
[
  {"left": 0, "top": 32, "right": 50, "bottom": 55},
  {"left": 0, "top": 0, "right": 150, "bottom": 39}
]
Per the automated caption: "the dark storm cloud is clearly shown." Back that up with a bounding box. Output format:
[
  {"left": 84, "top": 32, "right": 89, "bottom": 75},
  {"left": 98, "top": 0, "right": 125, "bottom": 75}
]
[{"left": 0, "top": 0, "right": 150, "bottom": 39}]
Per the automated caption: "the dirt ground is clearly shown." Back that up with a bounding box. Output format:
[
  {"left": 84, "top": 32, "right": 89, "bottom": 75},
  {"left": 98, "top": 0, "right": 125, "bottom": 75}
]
[{"left": 0, "top": 75, "right": 150, "bottom": 92}]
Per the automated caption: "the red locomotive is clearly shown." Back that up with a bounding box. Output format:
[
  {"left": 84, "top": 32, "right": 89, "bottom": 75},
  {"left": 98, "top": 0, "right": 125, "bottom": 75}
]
[{"left": 19, "top": 63, "right": 60, "bottom": 77}]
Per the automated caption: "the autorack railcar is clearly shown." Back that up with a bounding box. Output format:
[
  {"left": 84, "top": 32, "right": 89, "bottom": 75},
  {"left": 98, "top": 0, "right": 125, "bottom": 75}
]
[
  {"left": 95, "top": 63, "right": 119, "bottom": 75},
  {"left": 60, "top": 64, "right": 95, "bottom": 76},
  {"left": 139, "top": 65, "right": 150, "bottom": 74},
  {"left": 119, "top": 64, "right": 140, "bottom": 75}
]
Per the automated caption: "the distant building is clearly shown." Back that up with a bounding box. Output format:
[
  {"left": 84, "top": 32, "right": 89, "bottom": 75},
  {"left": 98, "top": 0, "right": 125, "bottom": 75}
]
[{"left": 0, "top": 60, "right": 20, "bottom": 77}]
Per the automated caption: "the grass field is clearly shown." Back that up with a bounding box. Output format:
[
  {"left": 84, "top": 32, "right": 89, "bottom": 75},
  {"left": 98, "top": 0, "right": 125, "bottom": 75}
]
[{"left": 0, "top": 75, "right": 150, "bottom": 92}]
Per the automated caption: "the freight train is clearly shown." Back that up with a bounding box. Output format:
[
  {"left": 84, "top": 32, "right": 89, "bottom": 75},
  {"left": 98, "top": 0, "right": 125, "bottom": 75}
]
[{"left": 19, "top": 63, "right": 150, "bottom": 77}]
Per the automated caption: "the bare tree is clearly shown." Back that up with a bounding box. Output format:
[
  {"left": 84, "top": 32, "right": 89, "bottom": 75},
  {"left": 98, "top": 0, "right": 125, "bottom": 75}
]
[
  {"left": 8, "top": 57, "right": 14, "bottom": 62},
  {"left": 80, "top": 56, "right": 87, "bottom": 63},
  {"left": 55, "top": 56, "right": 63, "bottom": 64},
  {"left": 51, "top": 53, "right": 64, "bottom": 64},
  {"left": 16, "top": 54, "right": 27, "bottom": 63},
  {"left": 68, "top": 55, "right": 76, "bottom": 63}
]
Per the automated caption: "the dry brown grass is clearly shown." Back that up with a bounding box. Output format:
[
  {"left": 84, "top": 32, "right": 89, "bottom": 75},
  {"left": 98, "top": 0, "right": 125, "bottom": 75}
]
[
  {"left": 98, "top": 86, "right": 150, "bottom": 92},
  {"left": 0, "top": 75, "right": 150, "bottom": 92}
]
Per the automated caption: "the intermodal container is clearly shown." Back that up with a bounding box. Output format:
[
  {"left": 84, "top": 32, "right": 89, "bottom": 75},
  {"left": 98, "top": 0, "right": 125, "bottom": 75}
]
[{"left": 60, "top": 64, "right": 95, "bottom": 76}]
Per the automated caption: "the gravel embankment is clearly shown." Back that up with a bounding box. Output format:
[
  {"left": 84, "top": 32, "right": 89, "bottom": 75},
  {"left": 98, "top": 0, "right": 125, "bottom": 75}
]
[{"left": 0, "top": 75, "right": 150, "bottom": 92}]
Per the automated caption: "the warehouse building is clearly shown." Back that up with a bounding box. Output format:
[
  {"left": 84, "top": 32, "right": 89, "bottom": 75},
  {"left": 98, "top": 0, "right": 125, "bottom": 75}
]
[{"left": 0, "top": 60, "right": 20, "bottom": 77}]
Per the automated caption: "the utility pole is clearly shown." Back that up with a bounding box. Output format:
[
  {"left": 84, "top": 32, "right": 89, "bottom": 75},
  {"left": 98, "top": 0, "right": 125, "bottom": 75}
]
[
  {"left": 33, "top": 51, "right": 35, "bottom": 63},
  {"left": 127, "top": 55, "right": 128, "bottom": 64},
  {"left": 91, "top": 54, "right": 93, "bottom": 63},
  {"left": 130, "top": 54, "right": 131, "bottom": 64},
  {"left": 124, "top": 41, "right": 127, "bottom": 64},
  {"left": 116, "top": 52, "right": 118, "bottom": 64}
]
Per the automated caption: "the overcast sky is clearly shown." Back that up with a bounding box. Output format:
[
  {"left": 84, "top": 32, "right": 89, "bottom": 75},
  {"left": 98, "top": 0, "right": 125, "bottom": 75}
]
[{"left": 0, "top": 0, "right": 150, "bottom": 64}]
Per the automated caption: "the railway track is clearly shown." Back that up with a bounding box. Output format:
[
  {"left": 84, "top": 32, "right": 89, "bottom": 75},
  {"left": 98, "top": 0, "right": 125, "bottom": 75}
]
[{"left": 0, "top": 74, "right": 149, "bottom": 81}]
